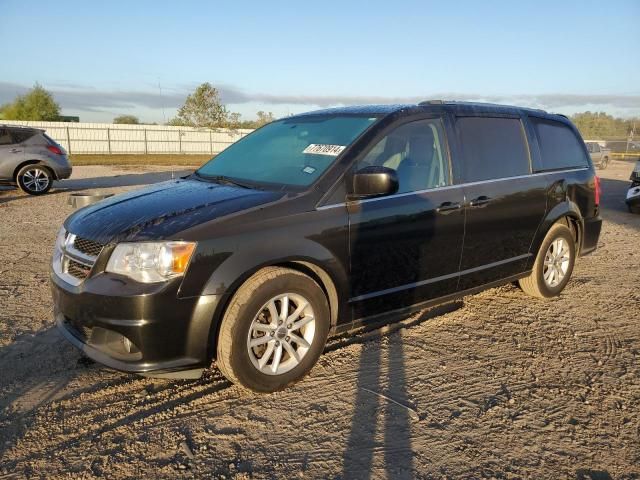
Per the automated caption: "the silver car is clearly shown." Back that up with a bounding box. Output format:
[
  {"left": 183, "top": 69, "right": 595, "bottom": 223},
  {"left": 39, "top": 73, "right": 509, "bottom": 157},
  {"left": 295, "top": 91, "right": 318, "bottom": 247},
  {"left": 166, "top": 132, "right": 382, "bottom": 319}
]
[{"left": 0, "top": 125, "right": 72, "bottom": 195}]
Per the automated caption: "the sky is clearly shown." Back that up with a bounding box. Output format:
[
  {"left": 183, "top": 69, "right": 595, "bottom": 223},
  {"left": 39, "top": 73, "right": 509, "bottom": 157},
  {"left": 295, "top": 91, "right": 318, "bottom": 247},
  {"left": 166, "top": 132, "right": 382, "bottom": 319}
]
[{"left": 1, "top": 0, "right": 639, "bottom": 123}]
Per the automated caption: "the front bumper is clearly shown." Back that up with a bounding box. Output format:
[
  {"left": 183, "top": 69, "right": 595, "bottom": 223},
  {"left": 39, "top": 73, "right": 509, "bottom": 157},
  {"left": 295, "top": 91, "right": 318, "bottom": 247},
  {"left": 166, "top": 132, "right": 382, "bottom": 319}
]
[{"left": 51, "top": 269, "right": 220, "bottom": 378}]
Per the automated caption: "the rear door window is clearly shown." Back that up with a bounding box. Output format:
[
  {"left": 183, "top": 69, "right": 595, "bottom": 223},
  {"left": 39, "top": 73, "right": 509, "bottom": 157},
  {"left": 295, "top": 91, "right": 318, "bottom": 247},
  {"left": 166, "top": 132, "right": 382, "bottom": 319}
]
[
  {"left": 531, "top": 118, "right": 589, "bottom": 171},
  {"left": 456, "top": 116, "right": 531, "bottom": 183}
]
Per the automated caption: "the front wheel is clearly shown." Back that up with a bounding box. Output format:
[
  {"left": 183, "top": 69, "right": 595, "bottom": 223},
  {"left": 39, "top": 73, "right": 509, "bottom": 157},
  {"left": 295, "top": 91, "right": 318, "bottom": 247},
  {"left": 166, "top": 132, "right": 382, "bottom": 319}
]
[
  {"left": 16, "top": 164, "right": 53, "bottom": 195},
  {"left": 216, "top": 267, "right": 330, "bottom": 392},
  {"left": 518, "top": 223, "right": 576, "bottom": 298}
]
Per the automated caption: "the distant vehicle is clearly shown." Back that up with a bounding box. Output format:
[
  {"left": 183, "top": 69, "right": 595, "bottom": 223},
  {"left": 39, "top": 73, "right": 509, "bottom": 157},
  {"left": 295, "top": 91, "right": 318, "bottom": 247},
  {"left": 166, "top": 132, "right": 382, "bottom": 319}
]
[
  {"left": 52, "top": 102, "right": 602, "bottom": 392},
  {"left": 586, "top": 139, "right": 607, "bottom": 148},
  {"left": 627, "top": 160, "right": 640, "bottom": 213},
  {"left": 585, "top": 141, "right": 611, "bottom": 169},
  {"left": 0, "top": 125, "right": 72, "bottom": 195}
]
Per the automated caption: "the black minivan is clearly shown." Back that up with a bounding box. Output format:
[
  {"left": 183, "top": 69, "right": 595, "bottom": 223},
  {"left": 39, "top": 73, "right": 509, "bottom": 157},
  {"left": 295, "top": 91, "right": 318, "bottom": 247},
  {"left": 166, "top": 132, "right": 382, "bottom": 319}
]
[{"left": 52, "top": 102, "right": 602, "bottom": 392}]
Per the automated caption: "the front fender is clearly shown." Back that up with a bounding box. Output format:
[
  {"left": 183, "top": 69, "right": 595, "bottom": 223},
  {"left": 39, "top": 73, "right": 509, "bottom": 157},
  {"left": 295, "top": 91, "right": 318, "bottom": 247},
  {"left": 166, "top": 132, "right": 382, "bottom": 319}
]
[{"left": 199, "top": 235, "right": 349, "bottom": 360}]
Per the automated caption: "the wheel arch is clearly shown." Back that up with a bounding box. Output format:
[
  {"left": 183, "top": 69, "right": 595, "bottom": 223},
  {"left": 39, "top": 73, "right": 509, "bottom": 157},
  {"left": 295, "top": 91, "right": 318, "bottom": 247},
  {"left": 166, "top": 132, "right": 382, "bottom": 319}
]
[
  {"left": 13, "top": 160, "right": 55, "bottom": 181},
  {"left": 205, "top": 256, "right": 345, "bottom": 361},
  {"left": 531, "top": 201, "right": 583, "bottom": 259}
]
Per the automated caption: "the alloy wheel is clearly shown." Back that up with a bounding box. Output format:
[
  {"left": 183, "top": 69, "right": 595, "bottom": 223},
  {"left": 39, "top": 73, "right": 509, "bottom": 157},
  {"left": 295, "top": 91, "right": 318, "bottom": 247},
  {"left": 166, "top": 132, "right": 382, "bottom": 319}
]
[
  {"left": 247, "top": 293, "right": 316, "bottom": 375},
  {"left": 21, "top": 168, "right": 50, "bottom": 192},
  {"left": 543, "top": 238, "right": 570, "bottom": 288}
]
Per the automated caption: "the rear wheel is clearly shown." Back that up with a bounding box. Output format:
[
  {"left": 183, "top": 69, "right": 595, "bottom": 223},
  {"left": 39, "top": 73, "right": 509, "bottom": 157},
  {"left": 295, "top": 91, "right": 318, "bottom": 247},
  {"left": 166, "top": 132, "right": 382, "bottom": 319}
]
[
  {"left": 216, "top": 267, "right": 330, "bottom": 392},
  {"left": 16, "top": 164, "right": 52, "bottom": 195},
  {"left": 518, "top": 223, "right": 576, "bottom": 298}
]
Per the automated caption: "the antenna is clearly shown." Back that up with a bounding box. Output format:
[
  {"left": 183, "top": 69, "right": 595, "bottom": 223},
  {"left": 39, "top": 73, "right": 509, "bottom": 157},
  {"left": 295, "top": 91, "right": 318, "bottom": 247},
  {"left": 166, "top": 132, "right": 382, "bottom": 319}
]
[{"left": 158, "top": 78, "right": 166, "bottom": 123}]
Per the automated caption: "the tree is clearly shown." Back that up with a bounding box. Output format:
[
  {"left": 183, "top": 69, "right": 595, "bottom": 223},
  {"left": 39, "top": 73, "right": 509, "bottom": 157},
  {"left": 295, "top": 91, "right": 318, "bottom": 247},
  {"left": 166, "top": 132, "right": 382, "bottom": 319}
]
[
  {"left": 570, "top": 111, "right": 639, "bottom": 140},
  {"left": 169, "top": 83, "right": 228, "bottom": 128},
  {"left": 113, "top": 114, "right": 140, "bottom": 124},
  {"left": 255, "top": 111, "right": 276, "bottom": 127},
  {"left": 0, "top": 83, "right": 60, "bottom": 121}
]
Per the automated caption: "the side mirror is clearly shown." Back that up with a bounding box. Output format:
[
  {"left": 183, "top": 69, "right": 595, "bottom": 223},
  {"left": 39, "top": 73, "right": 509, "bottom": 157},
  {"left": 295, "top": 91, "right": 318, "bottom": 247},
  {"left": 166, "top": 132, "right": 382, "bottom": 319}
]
[{"left": 350, "top": 165, "right": 399, "bottom": 199}]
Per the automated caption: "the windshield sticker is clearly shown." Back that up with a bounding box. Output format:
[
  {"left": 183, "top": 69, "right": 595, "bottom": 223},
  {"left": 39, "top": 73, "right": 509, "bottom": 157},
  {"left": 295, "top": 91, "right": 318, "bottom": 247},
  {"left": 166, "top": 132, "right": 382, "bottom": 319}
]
[
  {"left": 303, "top": 144, "right": 346, "bottom": 156},
  {"left": 302, "top": 166, "right": 316, "bottom": 174}
]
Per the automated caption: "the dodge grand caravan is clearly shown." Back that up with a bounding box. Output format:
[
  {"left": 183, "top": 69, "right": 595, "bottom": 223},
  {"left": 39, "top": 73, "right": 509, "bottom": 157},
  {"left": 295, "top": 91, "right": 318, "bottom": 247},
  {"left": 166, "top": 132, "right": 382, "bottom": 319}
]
[{"left": 52, "top": 102, "right": 602, "bottom": 392}]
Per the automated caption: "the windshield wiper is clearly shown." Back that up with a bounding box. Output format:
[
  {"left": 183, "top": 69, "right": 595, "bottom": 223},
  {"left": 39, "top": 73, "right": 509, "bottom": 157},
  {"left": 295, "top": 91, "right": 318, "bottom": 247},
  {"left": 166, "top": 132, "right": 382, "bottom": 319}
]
[{"left": 193, "top": 172, "right": 253, "bottom": 189}]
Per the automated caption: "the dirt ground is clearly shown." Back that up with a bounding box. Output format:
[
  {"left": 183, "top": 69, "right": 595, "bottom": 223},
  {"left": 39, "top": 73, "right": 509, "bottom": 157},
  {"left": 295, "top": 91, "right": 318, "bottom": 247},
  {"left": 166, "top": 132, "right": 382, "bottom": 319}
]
[{"left": 0, "top": 162, "right": 638, "bottom": 479}]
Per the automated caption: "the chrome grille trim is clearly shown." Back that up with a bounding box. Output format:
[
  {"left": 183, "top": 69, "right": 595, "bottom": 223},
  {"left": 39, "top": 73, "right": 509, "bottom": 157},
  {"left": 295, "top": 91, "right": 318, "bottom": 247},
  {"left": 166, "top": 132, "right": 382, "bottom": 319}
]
[{"left": 53, "top": 232, "right": 105, "bottom": 285}]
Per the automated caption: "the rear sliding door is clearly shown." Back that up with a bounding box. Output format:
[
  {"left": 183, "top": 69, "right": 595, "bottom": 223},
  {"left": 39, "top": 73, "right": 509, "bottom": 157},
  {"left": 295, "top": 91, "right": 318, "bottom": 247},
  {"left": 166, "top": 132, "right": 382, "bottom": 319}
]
[{"left": 454, "top": 115, "right": 548, "bottom": 290}]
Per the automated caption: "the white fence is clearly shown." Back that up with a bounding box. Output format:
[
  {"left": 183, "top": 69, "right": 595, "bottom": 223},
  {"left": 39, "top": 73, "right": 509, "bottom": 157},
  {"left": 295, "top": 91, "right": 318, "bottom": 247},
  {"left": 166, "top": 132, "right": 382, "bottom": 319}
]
[{"left": 2, "top": 121, "right": 254, "bottom": 155}]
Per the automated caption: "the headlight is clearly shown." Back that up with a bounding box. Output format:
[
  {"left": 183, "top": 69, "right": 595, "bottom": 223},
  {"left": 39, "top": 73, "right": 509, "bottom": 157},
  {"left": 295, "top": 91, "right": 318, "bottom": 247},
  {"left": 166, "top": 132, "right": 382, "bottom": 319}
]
[{"left": 106, "top": 241, "right": 196, "bottom": 283}]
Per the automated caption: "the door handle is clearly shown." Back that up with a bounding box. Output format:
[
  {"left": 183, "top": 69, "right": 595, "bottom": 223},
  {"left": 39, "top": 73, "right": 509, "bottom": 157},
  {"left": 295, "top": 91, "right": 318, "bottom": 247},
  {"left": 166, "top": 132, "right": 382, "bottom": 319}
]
[
  {"left": 436, "top": 201, "right": 462, "bottom": 214},
  {"left": 10, "top": 148, "right": 22, "bottom": 153},
  {"left": 469, "top": 195, "right": 491, "bottom": 207}
]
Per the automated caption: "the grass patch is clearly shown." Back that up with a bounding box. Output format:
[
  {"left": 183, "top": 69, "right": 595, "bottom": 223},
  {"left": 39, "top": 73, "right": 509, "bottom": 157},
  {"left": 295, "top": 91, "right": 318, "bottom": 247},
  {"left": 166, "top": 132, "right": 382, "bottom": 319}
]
[{"left": 70, "top": 154, "right": 213, "bottom": 167}]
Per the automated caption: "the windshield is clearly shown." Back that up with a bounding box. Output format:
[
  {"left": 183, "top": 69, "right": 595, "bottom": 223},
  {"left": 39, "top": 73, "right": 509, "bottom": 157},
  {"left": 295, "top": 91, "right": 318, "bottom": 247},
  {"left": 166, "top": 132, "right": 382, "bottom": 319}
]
[{"left": 197, "top": 115, "right": 378, "bottom": 188}]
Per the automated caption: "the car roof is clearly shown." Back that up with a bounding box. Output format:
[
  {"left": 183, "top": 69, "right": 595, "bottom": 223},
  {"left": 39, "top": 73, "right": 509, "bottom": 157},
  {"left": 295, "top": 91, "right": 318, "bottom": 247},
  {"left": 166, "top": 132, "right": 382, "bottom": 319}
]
[
  {"left": 289, "top": 100, "right": 568, "bottom": 123},
  {"left": 0, "top": 124, "right": 42, "bottom": 132}
]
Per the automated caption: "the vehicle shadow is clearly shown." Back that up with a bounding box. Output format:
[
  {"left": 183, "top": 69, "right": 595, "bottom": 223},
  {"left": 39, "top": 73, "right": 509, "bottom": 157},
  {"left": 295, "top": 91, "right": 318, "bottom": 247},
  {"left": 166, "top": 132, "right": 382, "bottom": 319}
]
[
  {"left": 0, "top": 170, "right": 193, "bottom": 205},
  {"left": 342, "top": 185, "right": 445, "bottom": 478},
  {"left": 55, "top": 169, "right": 193, "bottom": 190},
  {"left": 0, "top": 327, "right": 86, "bottom": 461}
]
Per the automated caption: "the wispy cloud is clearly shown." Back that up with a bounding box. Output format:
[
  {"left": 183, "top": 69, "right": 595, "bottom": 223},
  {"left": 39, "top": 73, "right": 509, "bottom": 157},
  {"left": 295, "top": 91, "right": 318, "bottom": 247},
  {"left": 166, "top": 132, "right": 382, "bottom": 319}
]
[{"left": 1, "top": 81, "right": 639, "bottom": 117}]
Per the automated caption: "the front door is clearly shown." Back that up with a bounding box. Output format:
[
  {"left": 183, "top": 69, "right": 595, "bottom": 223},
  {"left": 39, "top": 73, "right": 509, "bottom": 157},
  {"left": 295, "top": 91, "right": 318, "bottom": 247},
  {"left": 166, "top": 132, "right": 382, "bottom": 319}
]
[
  {"left": 348, "top": 117, "right": 465, "bottom": 320},
  {"left": 453, "top": 115, "right": 547, "bottom": 290}
]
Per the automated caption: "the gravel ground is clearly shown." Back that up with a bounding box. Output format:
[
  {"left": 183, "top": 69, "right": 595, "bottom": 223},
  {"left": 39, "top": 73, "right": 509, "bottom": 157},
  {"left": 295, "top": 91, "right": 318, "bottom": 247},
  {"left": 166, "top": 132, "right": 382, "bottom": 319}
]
[{"left": 0, "top": 162, "right": 638, "bottom": 479}]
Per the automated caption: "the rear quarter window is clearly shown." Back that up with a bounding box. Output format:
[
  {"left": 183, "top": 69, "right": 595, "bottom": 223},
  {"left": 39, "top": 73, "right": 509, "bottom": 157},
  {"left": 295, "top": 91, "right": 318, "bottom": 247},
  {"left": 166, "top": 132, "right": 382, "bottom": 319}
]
[
  {"left": 11, "top": 129, "right": 37, "bottom": 144},
  {"left": 531, "top": 118, "right": 589, "bottom": 171},
  {"left": 456, "top": 116, "right": 530, "bottom": 183}
]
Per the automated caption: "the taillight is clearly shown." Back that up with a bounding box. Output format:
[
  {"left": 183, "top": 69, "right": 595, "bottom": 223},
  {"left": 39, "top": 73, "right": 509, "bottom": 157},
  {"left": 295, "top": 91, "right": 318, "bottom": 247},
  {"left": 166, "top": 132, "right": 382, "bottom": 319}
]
[
  {"left": 594, "top": 175, "right": 601, "bottom": 206},
  {"left": 47, "top": 145, "right": 63, "bottom": 155}
]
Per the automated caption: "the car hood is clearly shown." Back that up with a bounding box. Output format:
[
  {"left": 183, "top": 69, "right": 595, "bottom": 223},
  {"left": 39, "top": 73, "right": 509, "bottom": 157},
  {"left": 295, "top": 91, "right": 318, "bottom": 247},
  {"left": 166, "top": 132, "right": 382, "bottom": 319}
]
[{"left": 64, "top": 178, "right": 285, "bottom": 244}]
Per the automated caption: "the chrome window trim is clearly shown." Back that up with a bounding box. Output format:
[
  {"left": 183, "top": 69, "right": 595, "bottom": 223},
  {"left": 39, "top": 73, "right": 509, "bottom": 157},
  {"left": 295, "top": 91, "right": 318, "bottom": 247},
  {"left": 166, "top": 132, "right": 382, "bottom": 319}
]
[{"left": 316, "top": 167, "right": 589, "bottom": 210}]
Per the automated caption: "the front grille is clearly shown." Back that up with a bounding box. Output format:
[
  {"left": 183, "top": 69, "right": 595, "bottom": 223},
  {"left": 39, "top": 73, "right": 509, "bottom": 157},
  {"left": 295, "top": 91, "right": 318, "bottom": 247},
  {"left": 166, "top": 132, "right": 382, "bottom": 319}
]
[
  {"left": 73, "top": 236, "right": 104, "bottom": 257},
  {"left": 55, "top": 232, "right": 103, "bottom": 285},
  {"left": 67, "top": 259, "right": 91, "bottom": 280}
]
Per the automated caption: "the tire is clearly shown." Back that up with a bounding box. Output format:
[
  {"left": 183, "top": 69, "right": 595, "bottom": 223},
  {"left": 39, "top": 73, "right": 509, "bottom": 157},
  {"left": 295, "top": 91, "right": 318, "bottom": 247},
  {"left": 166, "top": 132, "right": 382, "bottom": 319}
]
[
  {"left": 16, "top": 164, "right": 53, "bottom": 195},
  {"left": 518, "top": 223, "right": 576, "bottom": 299},
  {"left": 216, "top": 267, "right": 330, "bottom": 392},
  {"left": 601, "top": 157, "right": 609, "bottom": 169}
]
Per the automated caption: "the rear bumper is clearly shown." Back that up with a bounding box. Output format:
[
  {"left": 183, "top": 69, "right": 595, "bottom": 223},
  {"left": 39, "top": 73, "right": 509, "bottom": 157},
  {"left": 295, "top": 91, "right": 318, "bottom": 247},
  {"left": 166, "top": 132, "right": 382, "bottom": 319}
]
[
  {"left": 54, "top": 165, "right": 72, "bottom": 180},
  {"left": 51, "top": 268, "right": 220, "bottom": 377},
  {"left": 581, "top": 216, "right": 602, "bottom": 256}
]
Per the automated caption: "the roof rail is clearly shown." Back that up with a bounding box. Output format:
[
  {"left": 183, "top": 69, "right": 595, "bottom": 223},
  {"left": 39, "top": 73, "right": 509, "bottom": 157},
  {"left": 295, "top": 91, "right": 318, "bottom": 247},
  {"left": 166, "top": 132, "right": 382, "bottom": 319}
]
[{"left": 418, "top": 100, "right": 444, "bottom": 105}]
